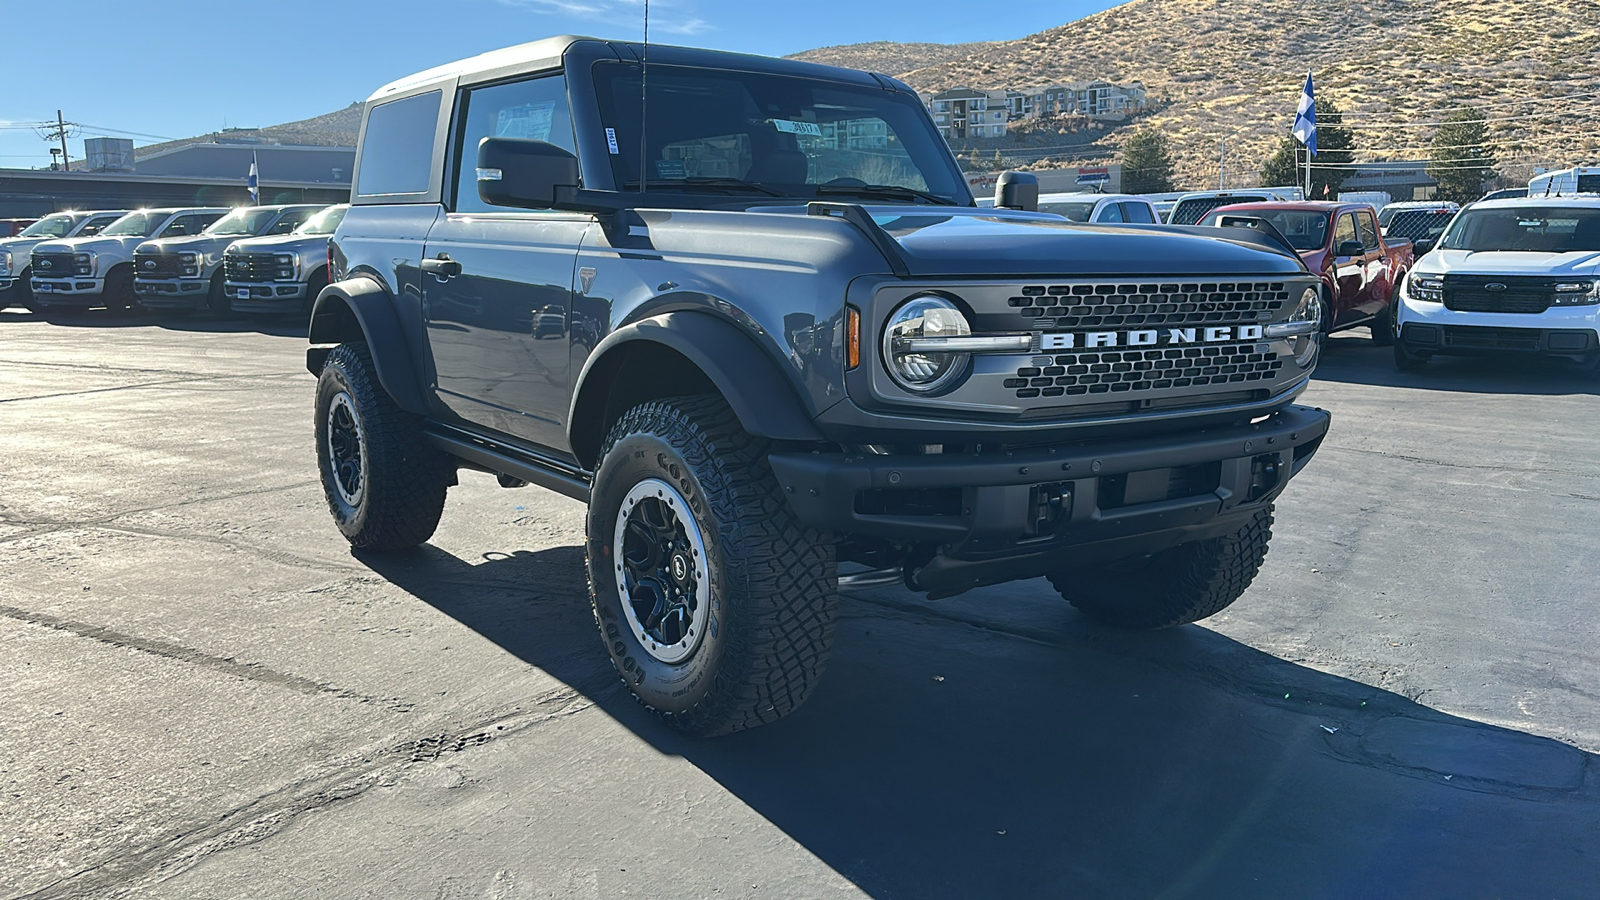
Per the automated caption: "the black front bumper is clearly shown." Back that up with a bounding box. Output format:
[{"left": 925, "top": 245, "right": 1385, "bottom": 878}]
[
  {"left": 1401, "top": 323, "right": 1599, "bottom": 357},
  {"left": 769, "top": 405, "right": 1330, "bottom": 595}
]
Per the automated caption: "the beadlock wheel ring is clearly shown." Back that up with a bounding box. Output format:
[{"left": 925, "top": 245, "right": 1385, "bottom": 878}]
[
  {"left": 612, "top": 477, "right": 710, "bottom": 665},
  {"left": 327, "top": 391, "right": 366, "bottom": 507}
]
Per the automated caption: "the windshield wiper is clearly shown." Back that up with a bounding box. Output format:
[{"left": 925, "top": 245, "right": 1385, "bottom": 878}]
[
  {"left": 632, "top": 177, "right": 786, "bottom": 198},
  {"left": 814, "top": 184, "right": 957, "bottom": 206}
]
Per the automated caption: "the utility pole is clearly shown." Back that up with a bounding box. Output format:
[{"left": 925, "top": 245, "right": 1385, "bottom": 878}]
[
  {"left": 1218, "top": 136, "right": 1226, "bottom": 190},
  {"left": 42, "top": 111, "right": 72, "bottom": 170}
]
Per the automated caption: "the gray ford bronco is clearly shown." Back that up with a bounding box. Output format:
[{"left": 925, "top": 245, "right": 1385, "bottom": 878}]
[{"left": 309, "top": 36, "right": 1331, "bottom": 735}]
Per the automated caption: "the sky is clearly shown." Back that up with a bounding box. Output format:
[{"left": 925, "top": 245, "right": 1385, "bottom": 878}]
[{"left": 0, "top": 0, "right": 1123, "bottom": 169}]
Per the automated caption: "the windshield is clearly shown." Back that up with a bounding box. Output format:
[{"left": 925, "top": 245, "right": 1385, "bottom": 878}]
[
  {"left": 101, "top": 211, "right": 169, "bottom": 237},
  {"left": 1039, "top": 200, "right": 1099, "bottom": 222},
  {"left": 293, "top": 205, "right": 348, "bottom": 236},
  {"left": 593, "top": 62, "right": 969, "bottom": 205},
  {"left": 1200, "top": 209, "right": 1328, "bottom": 251},
  {"left": 18, "top": 214, "right": 78, "bottom": 238},
  {"left": 1439, "top": 207, "right": 1600, "bottom": 253},
  {"left": 205, "top": 208, "right": 279, "bottom": 236}
]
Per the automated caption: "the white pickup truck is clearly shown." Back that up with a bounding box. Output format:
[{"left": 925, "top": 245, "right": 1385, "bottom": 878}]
[
  {"left": 1394, "top": 196, "right": 1600, "bottom": 371},
  {"left": 31, "top": 207, "right": 229, "bottom": 313}
]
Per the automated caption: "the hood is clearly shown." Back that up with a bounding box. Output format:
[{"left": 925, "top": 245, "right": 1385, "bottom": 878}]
[
  {"left": 34, "top": 235, "right": 145, "bottom": 256},
  {"left": 137, "top": 234, "right": 239, "bottom": 255},
  {"left": 1421, "top": 249, "right": 1600, "bottom": 278},
  {"left": 768, "top": 207, "right": 1307, "bottom": 277},
  {"left": 225, "top": 233, "right": 331, "bottom": 255}
]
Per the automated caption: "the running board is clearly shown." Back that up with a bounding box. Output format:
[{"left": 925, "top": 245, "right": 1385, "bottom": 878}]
[{"left": 425, "top": 426, "right": 591, "bottom": 502}]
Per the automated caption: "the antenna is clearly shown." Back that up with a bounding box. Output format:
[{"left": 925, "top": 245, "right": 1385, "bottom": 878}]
[{"left": 639, "top": 0, "right": 649, "bottom": 196}]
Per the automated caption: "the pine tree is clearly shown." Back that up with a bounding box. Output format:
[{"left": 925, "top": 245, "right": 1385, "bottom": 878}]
[
  {"left": 1122, "top": 129, "right": 1174, "bottom": 194},
  {"left": 1428, "top": 108, "right": 1495, "bottom": 202}
]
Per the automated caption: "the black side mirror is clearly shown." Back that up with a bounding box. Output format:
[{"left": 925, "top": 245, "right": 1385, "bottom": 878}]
[
  {"left": 1337, "top": 239, "right": 1364, "bottom": 257},
  {"left": 1413, "top": 238, "right": 1436, "bottom": 255},
  {"left": 477, "top": 137, "right": 580, "bottom": 210},
  {"left": 994, "top": 171, "right": 1039, "bottom": 211}
]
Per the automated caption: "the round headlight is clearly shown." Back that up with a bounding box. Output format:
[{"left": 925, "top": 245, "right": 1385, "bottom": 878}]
[
  {"left": 1289, "top": 287, "right": 1322, "bottom": 366},
  {"left": 882, "top": 295, "right": 973, "bottom": 393}
]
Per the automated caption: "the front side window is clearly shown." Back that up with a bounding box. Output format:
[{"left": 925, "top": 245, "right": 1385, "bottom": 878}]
[
  {"left": 593, "top": 62, "right": 968, "bottom": 205},
  {"left": 270, "top": 208, "right": 318, "bottom": 234},
  {"left": 78, "top": 214, "right": 123, "bottom": 236},
  {"left": 101, "top": 211, "right": 168, "bottom": 237},
  {"left": 1357, "top": 211, "right": 1380, "bottom": 251},
  {"left": 452, "top": 74, "right": 577, "bottom": 213},
  {"left": 161, "top": 213, "right": 222, "bottom": 238},
  {"left": 356, "top": 90, "right": 443, "bottom": 197},
  {"left": 18, "top": 214, "right": 76, "bottom": 238},
  {"left": 1440, "top": 207, "right": 1600, "bottom": 252},
  {"left": 1123, "top": 202, "right": 1157, "bottom": 224},
  {"left": 1098, "top": 202, "right": 1124, "bottom": 223},
  {"left": 1334, "top": 213, "right": 1358, "bottom": 250}
]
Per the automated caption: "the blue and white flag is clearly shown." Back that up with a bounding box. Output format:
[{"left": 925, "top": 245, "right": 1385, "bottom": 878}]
[
  {"left": 247, "top": 152, "right": 260, "bottom": 204},
  {"left": 1292, "top": 72, "right": 1317, "bottom": 156}
]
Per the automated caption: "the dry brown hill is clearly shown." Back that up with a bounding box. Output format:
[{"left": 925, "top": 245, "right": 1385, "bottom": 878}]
[
  {"left": 797, "top": 0, "right": 1600, "bottom": 189},
  {"left": 788, "top": 40, "right": 1003, "bottom": 75}
]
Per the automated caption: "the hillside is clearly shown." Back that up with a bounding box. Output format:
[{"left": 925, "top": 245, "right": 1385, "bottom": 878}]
[
  {"left": 794, "top": 0, "right": 1600, "bottom": 189},
  {"left": 787, "top": 40, "right": 1003, "bottom": 75}
]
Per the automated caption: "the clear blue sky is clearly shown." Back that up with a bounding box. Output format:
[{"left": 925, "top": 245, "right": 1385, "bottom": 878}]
[{"left": 0, "top": 0, "right": 1121, "bottom": 169}]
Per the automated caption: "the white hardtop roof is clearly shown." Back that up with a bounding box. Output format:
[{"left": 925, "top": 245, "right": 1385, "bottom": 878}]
[
  {"left": 369, "top": 35, "right": 596, "bottom": 100},
  {"left": 1038, "top": 192, "right": 1149, "bottom": 203},
  {"left": 1469, "top": 195, "right": 1600, "bottom": 209}
]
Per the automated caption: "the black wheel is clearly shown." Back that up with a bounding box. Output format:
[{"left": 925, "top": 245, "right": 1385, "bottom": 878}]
[
  {"left": 314, "top": 343, "right": 451, "bottom": 550},
  {"left": 15, "top": 267, "right": 37, "bottom": 311},
  {"left": 1050, "top": 506, "right": 1274, "bottom": 629},
  {"left": 1393, "top": 339, "right": 1429, "bottom": 372},
  {"left": 586, "top": 395, "right": 837, "bottom": 736},
  {"left": 206, "top": 271, "right": 231, "bottom": 316},
  {"left": 302, "top": 269, "right": 329, "bottom": 317},
  {"left": 1370, "top": 294, "right": 1396, "bottom": 346},
  {"left": 104, "top": 266, "right": 136, "bottom": 310}
]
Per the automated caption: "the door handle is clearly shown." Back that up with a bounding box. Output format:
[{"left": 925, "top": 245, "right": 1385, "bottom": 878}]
[{"left": 421, "top": 255, "right": 462, "bottom": 279}]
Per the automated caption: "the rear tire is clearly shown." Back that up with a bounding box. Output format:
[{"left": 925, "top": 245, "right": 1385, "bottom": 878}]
[
  {"left": 1049, "top": 506, "right": 1274, "bottom": 629},
  {"left": 314, "top": 343, "right": 451, "bottom": 550},
  {"left": 586, "top": 394, "right": 838, "bottom": 736}
]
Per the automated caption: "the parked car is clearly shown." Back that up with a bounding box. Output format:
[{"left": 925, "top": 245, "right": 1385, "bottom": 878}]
[
  {"left": 1202, "top": 200, "right": 1414, "bottom": 343},
  {"left": 0, "top": 219, "right": 38, "bottom": 238},
  {"left": 306, "top": 36, "right": 1330, "bottom": 736},
  {"left": 0, "top": 210, "right": 129, "bottom": 310},
  {"left": 1394, "top": 196, "right": 1600, "bottom": 371},
  {"left": 224, "top": 204, "right": 349, "bottom": 317},
  {"left": 1377, "top": 200, "right": 1458, "bottom": 231},
  {"left": 1168, "top": 188, "right": 1304, "bottom": 225},
  {"left": 135, "top": 204, "right": 325, "bottom": 315},
  {"left": 1527, "top": 167, "right": 1600, "bottom": 197},
  {"left": 1036, "top": 192, "right": 1160, "bottom": 224},
  {"left": 30, "top": 207, "right": 229, "bottom": 313}
]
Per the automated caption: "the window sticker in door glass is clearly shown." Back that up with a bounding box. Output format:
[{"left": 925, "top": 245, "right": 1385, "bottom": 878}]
[
  {"left": 495, "top": 103, "right": 555, "bottom": 141},
  {"left": 770, "top": 118, "right": 822, "bottom": 137}
]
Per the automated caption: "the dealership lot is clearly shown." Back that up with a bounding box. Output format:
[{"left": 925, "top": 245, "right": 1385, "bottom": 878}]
[{"left": 1, "top": 309, "right": 1596, "bottom": 899}]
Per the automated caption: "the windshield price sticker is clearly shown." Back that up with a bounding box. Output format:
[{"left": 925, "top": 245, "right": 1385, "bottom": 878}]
[
  {"left": 495, "top": 103, "right": 555, "bottom": 141},
  {"left": 771, "top": 118, "right": 822, "bottom": 137}
]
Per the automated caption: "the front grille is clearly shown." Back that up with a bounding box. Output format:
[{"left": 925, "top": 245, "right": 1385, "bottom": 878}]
[
  {"left": 1442, "top": 275, "right": 1555, "bottom": 314},
  {"left": 134, "top": 251, "right": 182, "bottom": 278},
  {"left": 32, "top": 252, "right": 76, "bottom": 275},
  {"left": 1006, "top": 281, "right": 1291, "bottom": 330},
  {"left": 226, "top": 253, "right": 282, "bottom": 282},
  {"left": 1004, "top": 343, "right": 1283, "bottom": 400},
  {"left": 1442, "top": 326, "right": 1541, "bottom": 350}
]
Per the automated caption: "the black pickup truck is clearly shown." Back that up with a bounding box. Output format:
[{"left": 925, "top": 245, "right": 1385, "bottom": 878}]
[{"left": 308, "top": 36, "right": 1331, "bottom": 735}]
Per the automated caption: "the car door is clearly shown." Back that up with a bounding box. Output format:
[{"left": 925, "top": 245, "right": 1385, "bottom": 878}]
[
  {"left": 421, "top": 71, "right": 588, "bottom": 455},
  {"left": 1331, "top": 212, "right": 1363, "bottom": 324},
  {"left": 1355, "top": 209, "right": 1388, "bottom": 315}
]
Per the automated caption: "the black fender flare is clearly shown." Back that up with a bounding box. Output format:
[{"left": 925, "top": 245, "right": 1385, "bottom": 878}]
[
  {"left": 569, "top": 311, "right": 826, "bottom": 462},
  {"left": 306, "top": 277, "right": 430, "bottom": 415}
]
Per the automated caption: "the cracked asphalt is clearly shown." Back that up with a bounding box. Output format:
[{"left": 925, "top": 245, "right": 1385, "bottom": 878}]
[{"left": 1, "top": 308, "right": 1597, "bottom": 899}]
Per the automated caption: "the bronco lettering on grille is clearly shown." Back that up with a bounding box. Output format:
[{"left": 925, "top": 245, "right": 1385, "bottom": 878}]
[{"left": 1041, "top": 325, "right": 1264, "bottom": 351}]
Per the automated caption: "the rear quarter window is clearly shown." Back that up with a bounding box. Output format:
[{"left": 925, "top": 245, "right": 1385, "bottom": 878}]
[{"left": 357, "top": 91, "right": 443, "bottom": 198}]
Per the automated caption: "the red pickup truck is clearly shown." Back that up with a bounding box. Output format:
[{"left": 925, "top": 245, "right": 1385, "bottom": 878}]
[{"left": 1201, "top": 201, "right": 1414, "bottom": 344}]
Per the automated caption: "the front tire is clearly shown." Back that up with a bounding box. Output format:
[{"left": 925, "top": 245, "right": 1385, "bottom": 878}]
[
  {"left": 1049, "top": 506, "right": 1274, "bottom": 629},
  {"left": 586, "top": 395, "right": 837, "bottom": 736},
  {"left": 1370, "top": 293, "right": 1396, "bottom": 346},
  {"left": 314, "top": 343, "right": 450, "bottom": 550}
]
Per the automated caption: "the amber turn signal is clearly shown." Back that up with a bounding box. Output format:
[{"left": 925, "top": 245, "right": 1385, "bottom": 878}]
[{"left": 846, "top": 306, "right": 861, "bottom": 369}]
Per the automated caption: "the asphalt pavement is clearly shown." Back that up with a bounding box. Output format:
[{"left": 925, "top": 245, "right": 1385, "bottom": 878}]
[{"left": 1, "top": 307, "right": 1596, "bottom": 899}]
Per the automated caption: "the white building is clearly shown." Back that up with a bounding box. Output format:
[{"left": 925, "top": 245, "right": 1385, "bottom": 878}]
[
  {"left": 923, "top": 88, "right": 1013, "bottom": 140},
  {"left": 925, "top": 81, "right": 1148, "bottom": 137}
]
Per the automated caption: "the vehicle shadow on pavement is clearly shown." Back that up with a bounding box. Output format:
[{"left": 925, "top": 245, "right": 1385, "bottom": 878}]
[
  {"left": 1314, "top": 334, "right": 1599, "bottom": 394},
  {"left": 12, "top": 306, "right": 308, "bottom": 338},
  {"left": 358, "top": 544, "right": 1600, "bottom": 900}
]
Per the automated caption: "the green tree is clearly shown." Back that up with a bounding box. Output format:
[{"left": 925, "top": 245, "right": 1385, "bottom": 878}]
[
  {"left": 1428, "top": 108, "right": 1495, "bottom": 202},
  {"left": 1260, "top": 98, "right": 1354, "bottom": 198},
  {"left": 1121, "top": 129, "right": 1174, "bottom": 194}
]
